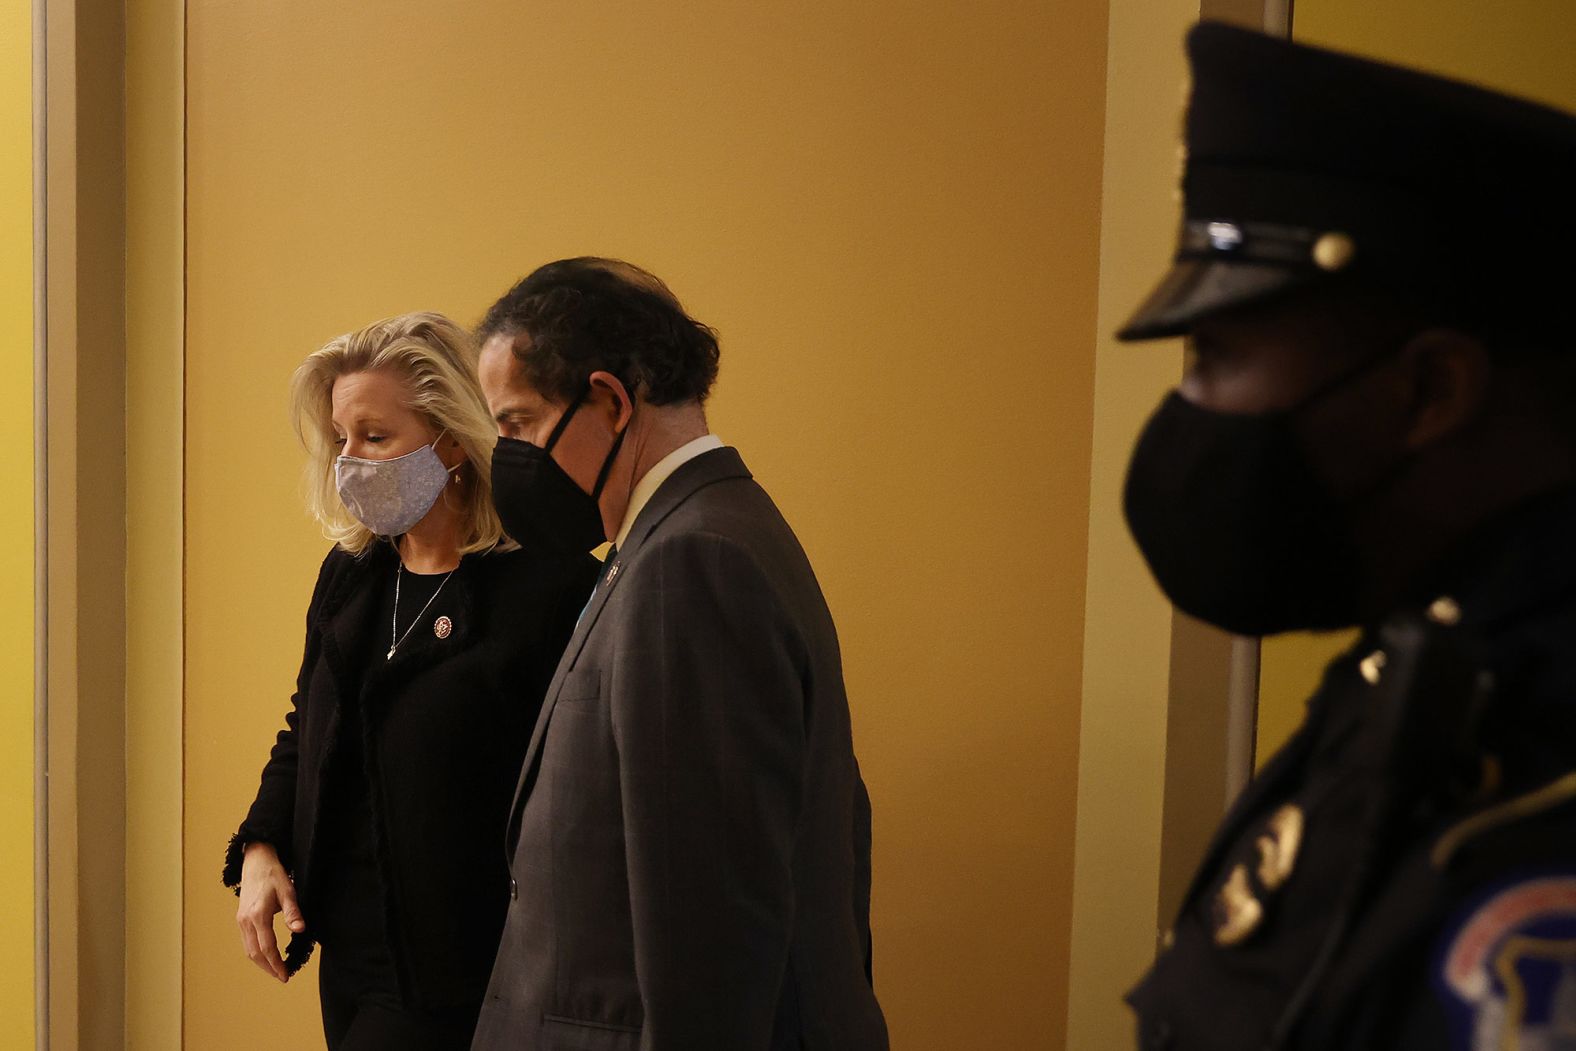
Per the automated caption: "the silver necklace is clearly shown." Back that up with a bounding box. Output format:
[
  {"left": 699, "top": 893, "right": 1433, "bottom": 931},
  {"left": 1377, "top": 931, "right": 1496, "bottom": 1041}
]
[{"left": 389, "top": 561, "right": 457, "bottom": 660}]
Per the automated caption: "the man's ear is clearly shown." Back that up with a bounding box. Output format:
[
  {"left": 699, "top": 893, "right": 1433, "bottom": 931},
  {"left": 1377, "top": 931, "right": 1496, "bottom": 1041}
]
[
  {"left": 587, "top": 370, "right": 636, "bottom": 433},
  {"left": 1396, "top": 328, "right": 1491, "bottom": 450}
]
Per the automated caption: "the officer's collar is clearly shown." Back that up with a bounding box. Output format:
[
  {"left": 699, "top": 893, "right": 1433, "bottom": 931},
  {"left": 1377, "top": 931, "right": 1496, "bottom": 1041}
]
[{"left": 1405, "top": 484, "right": 1576, "bottom": 633}]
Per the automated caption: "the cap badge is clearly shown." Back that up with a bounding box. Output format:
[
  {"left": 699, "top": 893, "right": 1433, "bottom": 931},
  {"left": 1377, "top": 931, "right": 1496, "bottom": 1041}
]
[{"left": 1206, "top": 221, "right": 1244, "bottom": 252}]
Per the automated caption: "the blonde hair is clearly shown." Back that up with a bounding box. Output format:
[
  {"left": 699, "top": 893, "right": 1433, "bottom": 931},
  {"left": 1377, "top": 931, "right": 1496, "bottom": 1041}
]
[{"left": 290, "top": 311, "right": 513, "bottom": 556}]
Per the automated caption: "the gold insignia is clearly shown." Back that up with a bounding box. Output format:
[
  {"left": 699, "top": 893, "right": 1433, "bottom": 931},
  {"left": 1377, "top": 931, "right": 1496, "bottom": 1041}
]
[
  {"left": 1312, "top": 231, "right": 1357, "bottom": 271},
  {"left": 1432, "top": 770, "right": 1576, "bottom": 869},
  {"left": 1213, "top": 864, "right": 1264, "bottom": 947},
  {"left": 1494, "top": 934, "right": 1576, "bottom": 1043},
  {"left": 1427, "top": 596, "right": 1463, "bottom": 626},
  {"left": 1359, "top": 649, "right": 1388, "bottom": 685},
  {"left": 1255, "top": 804, "right": 1305, "bottom": 892}
]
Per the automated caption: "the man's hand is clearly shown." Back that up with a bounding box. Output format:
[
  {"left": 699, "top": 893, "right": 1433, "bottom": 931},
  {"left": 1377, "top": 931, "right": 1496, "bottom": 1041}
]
[{"left": 236, "top": 841, "right": 305, "bottom": 982}]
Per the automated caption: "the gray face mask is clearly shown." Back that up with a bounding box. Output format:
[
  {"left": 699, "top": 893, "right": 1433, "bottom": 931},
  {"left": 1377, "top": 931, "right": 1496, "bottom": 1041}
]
[{"left": 335, "top": 434, "right": 454, "bottom": 536}]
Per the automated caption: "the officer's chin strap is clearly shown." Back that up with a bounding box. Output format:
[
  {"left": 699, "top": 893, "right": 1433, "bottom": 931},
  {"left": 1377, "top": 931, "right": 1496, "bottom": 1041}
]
[{"left": 1264, "top": 612, "right": 1492, "bottom": 1050}]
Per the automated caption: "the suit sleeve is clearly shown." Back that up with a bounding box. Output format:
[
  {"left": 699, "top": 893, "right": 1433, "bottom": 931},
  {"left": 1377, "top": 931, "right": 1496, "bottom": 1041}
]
[
  {"left": 222, "top": 548, "right": 339, "bottom": 890},
  {"left": 611, "top": 531, "right": 806, "bottom": 1051}
]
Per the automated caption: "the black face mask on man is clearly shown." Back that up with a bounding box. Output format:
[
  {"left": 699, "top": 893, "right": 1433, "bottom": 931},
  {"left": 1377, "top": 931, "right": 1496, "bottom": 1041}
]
[
  {"left": 491, "top": 386, "right": 628, "bottom": 555},
  {"left": 1122, "top": 350, "right": 1403, "bottom": 637}
]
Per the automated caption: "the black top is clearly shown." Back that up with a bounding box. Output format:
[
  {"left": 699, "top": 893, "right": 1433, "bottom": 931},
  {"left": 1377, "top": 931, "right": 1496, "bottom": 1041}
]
[
  {"left": 225, "top": 542, "right": 599, "bottom": 1008},
  {"left": 382, "top": 566, "right": 452, "bottom": 664}
]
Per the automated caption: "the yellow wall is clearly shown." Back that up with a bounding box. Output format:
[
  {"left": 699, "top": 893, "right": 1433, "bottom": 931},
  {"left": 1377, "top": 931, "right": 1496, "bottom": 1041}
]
[
  {"left": 0, "top": 0, "right": 35, "bottom": 1042},
  {"left": 1256, "top": 629, "right": 1355, "bottom": 766},
  {"left": 1256, "top": 2, "right": 1576, "bottom": 765},
  {"left": 181, "top": 3, "right": 1108, "bottom": 1049},
  {"left": 1296, "top": 0, "right": 1576, "bottom": 112},
  {"left": 1066, "top": 0, "right": 1201, "bottom": 1044}
]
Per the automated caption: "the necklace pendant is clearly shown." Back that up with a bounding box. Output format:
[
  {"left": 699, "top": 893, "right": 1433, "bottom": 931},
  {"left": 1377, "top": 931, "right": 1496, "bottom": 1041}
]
[{"left": 386, "top": 646, "right": 396, "bottom": 660}]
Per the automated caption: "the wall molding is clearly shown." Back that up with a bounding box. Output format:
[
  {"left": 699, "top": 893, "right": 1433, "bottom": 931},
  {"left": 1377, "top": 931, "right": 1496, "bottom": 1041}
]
[
  {"left": 124, "top": 0, "right": 186, "bottom": 1044},
  {"left": 43, "top": 0, "right": 132, "bottom": 1044},
  {"left": 32, "top": 0, "right": 50, "bottom": 1041}
]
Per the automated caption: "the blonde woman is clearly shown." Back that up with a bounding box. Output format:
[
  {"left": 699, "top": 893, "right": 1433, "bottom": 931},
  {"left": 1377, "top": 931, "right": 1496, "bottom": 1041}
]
[{"left": 223, "top": 313, "right": 597, "bottom": 1050}]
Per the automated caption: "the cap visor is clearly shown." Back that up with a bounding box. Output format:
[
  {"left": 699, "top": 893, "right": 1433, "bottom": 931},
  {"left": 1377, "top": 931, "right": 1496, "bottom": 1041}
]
[{"left": 1116, "top": 258, "right": 1313, "bottom": 341}]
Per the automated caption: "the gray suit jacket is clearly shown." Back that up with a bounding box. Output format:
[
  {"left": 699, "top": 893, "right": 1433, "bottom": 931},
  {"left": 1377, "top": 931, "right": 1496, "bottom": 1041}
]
[{"left": 472, "top": 447, "right": 889, "bottom": 1051}]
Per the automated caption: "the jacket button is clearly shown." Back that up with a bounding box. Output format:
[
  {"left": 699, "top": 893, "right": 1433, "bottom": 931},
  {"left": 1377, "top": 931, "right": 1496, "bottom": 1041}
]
[{"left": 510, "top": 878, "right": 518, "bottom": 900}]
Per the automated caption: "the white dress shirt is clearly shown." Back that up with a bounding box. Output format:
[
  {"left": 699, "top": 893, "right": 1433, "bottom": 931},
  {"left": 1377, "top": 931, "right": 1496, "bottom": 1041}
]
[{"left": 612, "top": 433, "right": 726, "bottom": 550}]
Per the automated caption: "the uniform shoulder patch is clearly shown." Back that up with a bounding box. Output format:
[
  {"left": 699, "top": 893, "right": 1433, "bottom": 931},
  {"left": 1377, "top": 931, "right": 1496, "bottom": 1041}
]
[{"left": 1437, "top": 873, "right": 1576, "bottom": 1051}]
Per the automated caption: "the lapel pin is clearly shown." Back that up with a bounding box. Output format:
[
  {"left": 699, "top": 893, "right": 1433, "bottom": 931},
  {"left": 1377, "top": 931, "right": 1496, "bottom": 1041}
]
[{"left": 434, "top": 615, "right": 453, "bottom": 639}]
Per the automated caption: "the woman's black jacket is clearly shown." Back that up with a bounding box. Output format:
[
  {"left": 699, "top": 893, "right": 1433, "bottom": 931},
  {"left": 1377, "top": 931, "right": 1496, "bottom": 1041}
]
[{"left": 222, "top": 540, "right": 597, "bottom": 1007}]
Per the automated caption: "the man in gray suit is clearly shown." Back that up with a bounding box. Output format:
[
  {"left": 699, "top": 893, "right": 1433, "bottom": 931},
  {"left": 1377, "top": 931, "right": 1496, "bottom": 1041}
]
[{"left": 470, "top": 257, "right": 889, "bottom": 1051}]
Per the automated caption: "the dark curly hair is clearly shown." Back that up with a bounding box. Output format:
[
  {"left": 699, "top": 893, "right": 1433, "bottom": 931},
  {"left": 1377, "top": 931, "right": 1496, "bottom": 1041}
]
[{"left": 476, "top": 257, "right": 721, "bottom": 406}]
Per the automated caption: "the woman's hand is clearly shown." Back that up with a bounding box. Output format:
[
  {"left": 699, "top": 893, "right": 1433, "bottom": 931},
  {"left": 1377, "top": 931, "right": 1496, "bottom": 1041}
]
[{"left": 236, "top": 841, "right": 305, "bottom": 982}]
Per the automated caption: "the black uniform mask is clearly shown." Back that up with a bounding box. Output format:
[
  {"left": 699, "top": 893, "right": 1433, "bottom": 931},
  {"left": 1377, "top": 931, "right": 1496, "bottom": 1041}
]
[
  {"left": 491, "top": 388, "right": 628, "bottom": 555},
  {"left": 1122, "top": 352, "right": 1397, "bottom": 637}
]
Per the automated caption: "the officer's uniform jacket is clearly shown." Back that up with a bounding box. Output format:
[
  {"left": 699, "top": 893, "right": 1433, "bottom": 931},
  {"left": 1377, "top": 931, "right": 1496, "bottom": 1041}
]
[{"left": 1130, "top": 487, "right": 1576, "bottom": 1050}]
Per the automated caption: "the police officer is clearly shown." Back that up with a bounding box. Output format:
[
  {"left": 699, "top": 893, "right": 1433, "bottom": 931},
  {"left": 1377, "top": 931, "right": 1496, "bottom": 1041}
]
[{"left": 1119, "top": 21, "right": 1576, "bottom": 1051}]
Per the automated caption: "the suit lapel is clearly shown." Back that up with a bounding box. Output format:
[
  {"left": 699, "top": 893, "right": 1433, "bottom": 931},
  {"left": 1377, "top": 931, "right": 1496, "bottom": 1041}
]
[
  {"left": 504, "top": 448, "right": 752, "bottom": 844},
  {"left": 319, "top": 544, "right": 388, "bottom": 718},
  {"left": 501, "top": 558, "right": 625, "bottom": 826},
  {"left": 305, "top": 545, "right": 385, "bottom": 827}
]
